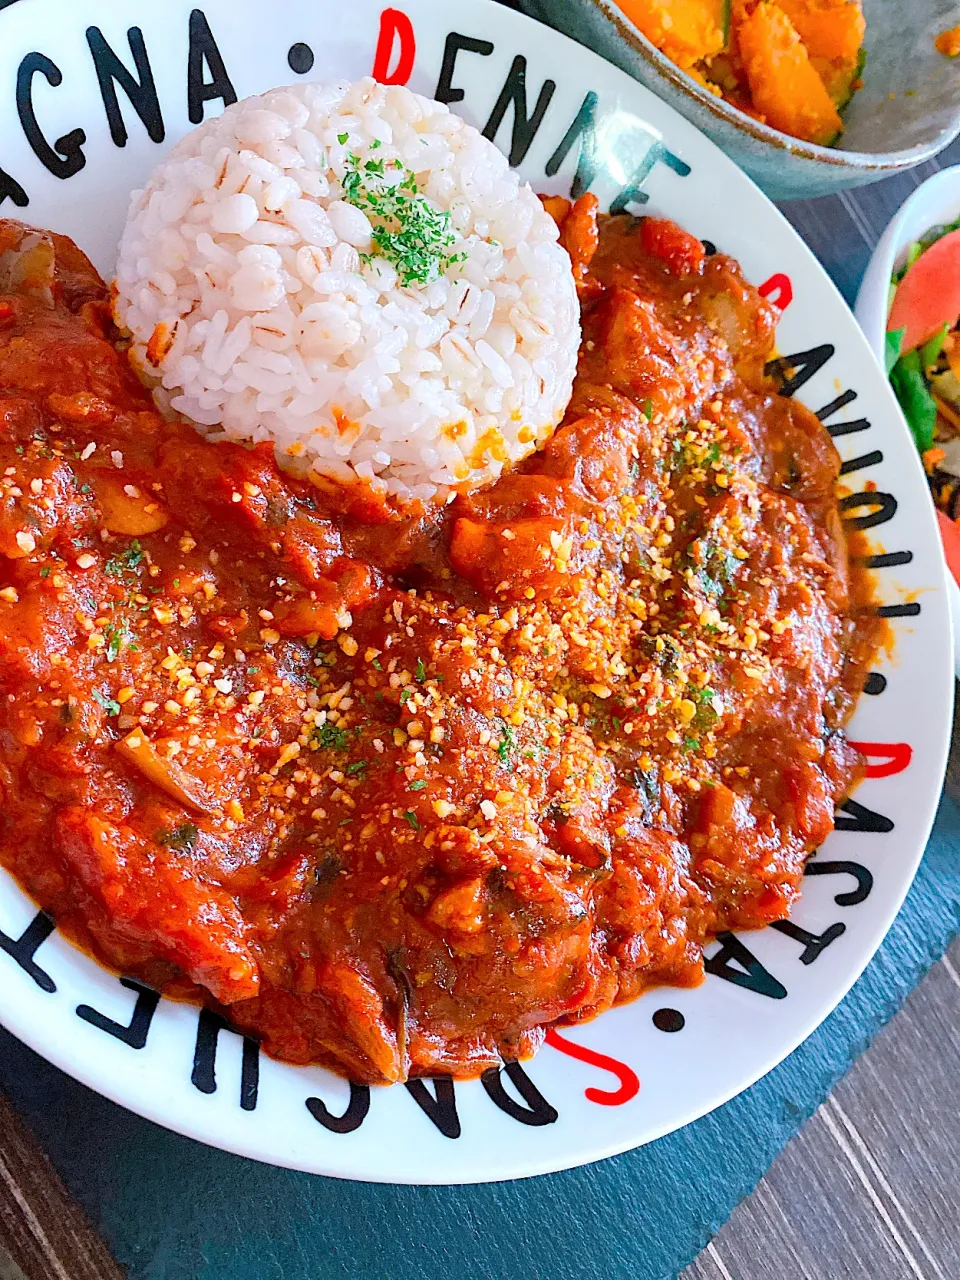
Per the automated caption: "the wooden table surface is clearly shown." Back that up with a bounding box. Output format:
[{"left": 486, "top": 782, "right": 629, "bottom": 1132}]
[{"left": 0, "top": 99, "right": 958, "bottom": 1280}]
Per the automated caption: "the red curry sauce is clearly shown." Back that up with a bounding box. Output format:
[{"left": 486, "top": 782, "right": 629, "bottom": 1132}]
[{"left": 0, "top": 206, "right": 880, "bottom": 1083}]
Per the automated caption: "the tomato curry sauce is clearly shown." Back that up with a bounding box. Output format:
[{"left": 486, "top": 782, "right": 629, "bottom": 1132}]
[{"left": 0, "top": 206, "right": 880, "bottom": 1083}]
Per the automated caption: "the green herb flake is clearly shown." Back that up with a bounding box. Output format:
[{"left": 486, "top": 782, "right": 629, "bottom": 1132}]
[
  {"left": 643, "top": 398, "right": 653, "bottom": 421},
  {"left": 403, "top": 810, "right": 421, "bottom": 831},
  {"left": 312, "top": 721, "right": 350, "bottom": 752},
  {"left": 105, "top": 540, "right": 143, "bottom": 578},
  {"left": 39, "top": 566, "right": 51, "bottom": 578},
  {"left": 415, "top": 657, "right": 427, "bottom": 682},
  {"left": 346, "top": 760, "right": 368, "bottom": 776},
  {"left": 337, "top": 132, "right": 349, "bottom": 144},
  {"left": 495, "top": 719, "right": 516, "bottom": 770},
  {"left": 409, "top": 779, "right": 427, "bottom": 791},
  {"left": 341, "top": 152, "right": 461, "bottom": 287},
  {"left": 92, "top": 689, "right": 121, "bottom": 716}
]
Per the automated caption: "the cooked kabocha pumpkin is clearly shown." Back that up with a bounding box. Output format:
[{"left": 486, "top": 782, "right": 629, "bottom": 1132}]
[
  {"left": 616, "top": 0, "right": 731, "bottom": 69},
  {"left": 616, "top": 0, "right": 866, "bottom": 145},
  {"left": 737, "top": 2, "right": 844, "bottom": 145},
  {"left": 775, "top": 0, "right": 865, "bottom": 60}
]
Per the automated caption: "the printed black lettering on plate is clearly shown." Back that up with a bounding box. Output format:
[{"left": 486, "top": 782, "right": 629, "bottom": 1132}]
[
  {"left": 287, "top": 43, "right": 315, "bottom": 76},
  {"left": 0, "top": 166, "right": 29, "bottom": 210},
  {"left": 187, "top": 9, "right": 238, "bottom": 125},
  {"left": 861, "top": 668, "right": 890, "bottom": 696},
  {"left": 835, "top": 797, "right": 894, "bottom": 835},
  {"left": 816, "top": 389, "right": 858, "bottom": 422},
  {"left": 86, "top": 26, "right": 164, "bottom": 147},
  {"left": 765, "top": 345, "right": 835, "bottom": 398},
  {"left": 826, "top": 417, "right": 871, "bottom": 439},
  {"left": 839, "top": 490, "right": 897, "bottom": 531},
  {"left": 876, "top": 601, "right": 921, "bottom": 618},
  {"left": 404, "top": 1077, "right": 461, "bottom": 1139},
  {"left": 704, "top": 932, "right": 787, "bottom": 999},
  {"left": 863, "top": 550, "right": 912, "bottom": 571},
  {"left": 544, "top": 90, "right": 599, "bottom": 199},
  {"left": 482, "top": 55, "right": 555, "bottom": 167},
  {"left": 608, "top": 137, "right": 690, "bottom": 214},
  {"left": 434, "top": 33, "right": 494, "bottom": 106},
  {"left": 770, "top": 919, "right": 846, "bottom": 965},
  {"left": 306, "top": 1082, "right": 370, "bottom": 1134},
  {"left": 805, "top": 859, "right": 874, "bottom": 907},
  {"left": 652, "top": 1008, "right": 685, "bottom": 1033},
  {"left": 76, "top": 978, "right": 160, "bottom": 1049},
  {"left": 17, "top": 52, "right": 87, "bottom": 179},
  {"left": 0, "top": 910, "right": 56, "bottom": 993},
  {"left": 480, "top": 1061, "right": 559, "bottom": 1126},
  {"left": 191, "top": 1008, "right": 260, "bottom": 1111},
  {"left": 839, "top": 450, "right": 884, "bottom": 477},
  {"left": 812, "top": 390, "right": 874, "bottom": 440}
]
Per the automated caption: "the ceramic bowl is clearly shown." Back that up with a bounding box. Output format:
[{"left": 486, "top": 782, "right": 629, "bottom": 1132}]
[
  {"left": 514, "top": 0, "right": 960, "bottom": 200},
  {"left": 0, "top": 0, "right": 952, "bottom": 1184},
  {"left": 856, "top": 164, "right": 960, "bottom": 677}
]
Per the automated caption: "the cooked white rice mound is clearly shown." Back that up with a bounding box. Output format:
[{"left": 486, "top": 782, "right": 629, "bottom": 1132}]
[{"left": 114, "top": 77, "right": 580, "bottom": 504}]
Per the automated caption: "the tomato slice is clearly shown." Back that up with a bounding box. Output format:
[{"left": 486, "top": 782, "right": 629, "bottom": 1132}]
[
  {"left": 937, "top": 507, "right": 960, "bottom": 588},
  {"left": 887, "top": 228, "right": 960, "bottom": 353}
]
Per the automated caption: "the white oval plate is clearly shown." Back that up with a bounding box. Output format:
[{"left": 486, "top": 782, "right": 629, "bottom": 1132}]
[{"left": 0, "top": 0, "right": 951, "bottom": 1184}]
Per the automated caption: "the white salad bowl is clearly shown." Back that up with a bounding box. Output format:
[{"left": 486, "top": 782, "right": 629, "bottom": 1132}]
[{"left": 856, "top": 164, "right": 960, "bottom": 677}]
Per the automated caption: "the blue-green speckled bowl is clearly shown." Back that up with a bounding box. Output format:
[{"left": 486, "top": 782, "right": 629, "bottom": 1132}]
[{"left": 514, "top": 0, "right": 960, "bottom": 199}]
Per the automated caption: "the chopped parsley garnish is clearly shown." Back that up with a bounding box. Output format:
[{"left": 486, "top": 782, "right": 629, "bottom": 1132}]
[
  {"left": 495, "top": 719, "right": 516, "bottom": 770},
  {"left": 312, "top": 721, "right": 350, "bottom": 751},
  {"left": 643, "top": 398, "right": 653, "bottom": 420},
  {"left": 409, "top": 779, "right": 427, "bottom": 791},
  {"left": 346, "top": 760, "right": 368, "bottom": 776},
  {"left": 372, "top": 658, "right": 383, "bottom": 670},
  {"left": 157, "top": 822, "right": 199, "bottom": 851},
  {"left": 415, "top": 656, "right": 427, "bottom": 682},
  {"left": 337, "top": 132, "right": 349, "bottom": 144},
  {"left": 399, "top": 688, "right": 413, "bottom": 705},
  {"left": 92, "top": 689, "right": 120, "bottom": 716},
  {"left": 403, "top": 810, "right": 421, "bottom": 830},
  {"left": 105, "top": 540, "right": 143, "bottom": 578},
  {"left": 342, "top": 152, "right": 461, "bottom": 287},
  {"left": 39, "top": 566, "right": 50, "bottom": 578},
  {"left": 104, "top": 622, "right": 131, "bottom": 662}
]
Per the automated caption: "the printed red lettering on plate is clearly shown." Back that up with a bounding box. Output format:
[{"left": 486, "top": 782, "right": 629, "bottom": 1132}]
[
  {"left": 759, "top": 272, "right": 793, "bottom": 311},
  {"left": 848, "top": 741, "right": 913, "bottom": 778},
  {"left": 373, "top": 8, "right": 416, "bottom": 85},
  {"left": 545, "top": 1028, "right": 640, "bottom": 1106}
]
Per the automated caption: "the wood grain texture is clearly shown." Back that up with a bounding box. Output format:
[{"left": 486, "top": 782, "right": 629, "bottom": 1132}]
[
  {"left": 0, "top": 1092, "right": 125, "bottom": 1280},
  {"left": 683, "top": 934, "right": 960, "bottom": 1280}
]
